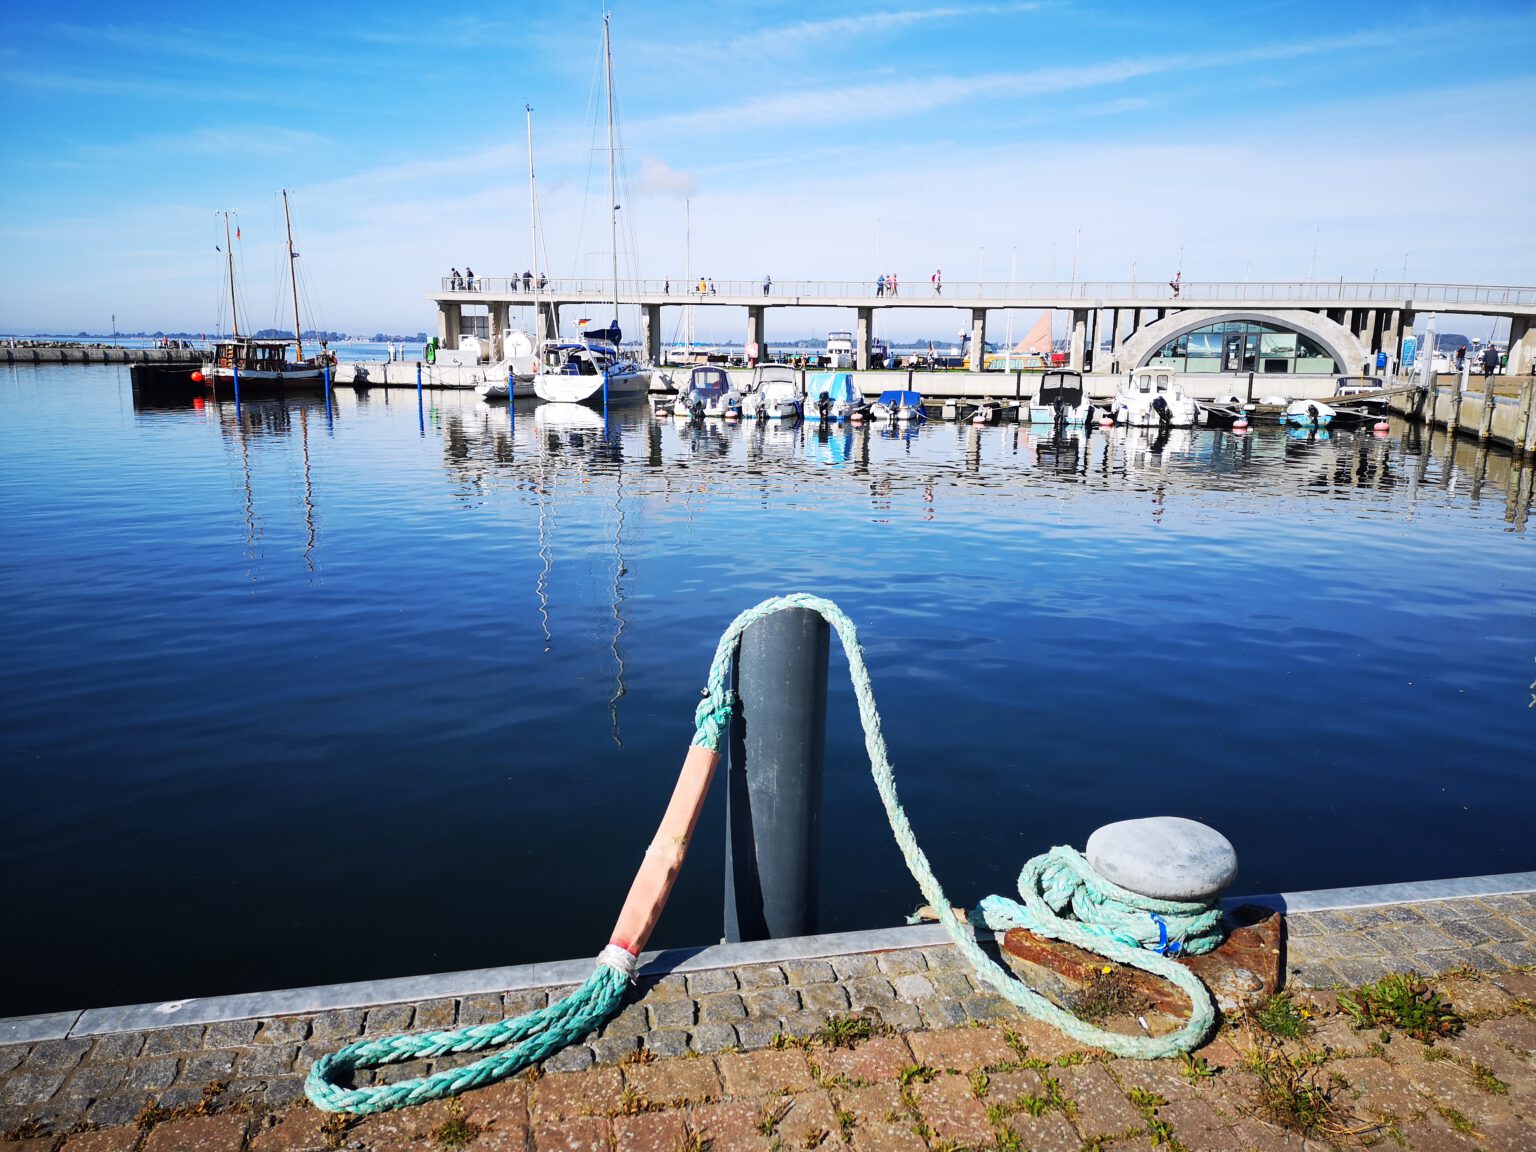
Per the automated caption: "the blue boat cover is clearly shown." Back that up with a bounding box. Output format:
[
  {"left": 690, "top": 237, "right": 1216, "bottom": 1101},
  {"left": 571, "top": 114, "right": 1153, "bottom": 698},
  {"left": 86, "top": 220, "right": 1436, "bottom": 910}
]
[
  {"left": 876, "top": 389, "right": 923, "bottom": 407},
  {"left": 808, "top": 372, "right": 860, "bottom": 404},
  {"left": 584, "top": 321, "right": 622, "bottom": 346}
]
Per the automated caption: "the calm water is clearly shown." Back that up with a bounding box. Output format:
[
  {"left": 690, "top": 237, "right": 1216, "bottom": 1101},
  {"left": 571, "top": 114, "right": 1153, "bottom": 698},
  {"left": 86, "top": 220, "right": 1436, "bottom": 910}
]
[{"left": 2, "top": 365, "right": 1533, "bottom": 1018}]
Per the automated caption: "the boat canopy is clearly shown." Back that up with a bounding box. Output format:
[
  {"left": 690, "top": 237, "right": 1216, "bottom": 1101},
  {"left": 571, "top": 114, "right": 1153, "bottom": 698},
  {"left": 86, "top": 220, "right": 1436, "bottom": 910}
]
[
  {"left": 1036, "top": 371, "right": 1085, "bottom": 407},
  {"left": 808, "top": 371, "right": 860, "bottom": 404},
  {"left": 584, "top": 321, "right": 622, "bottom": 346},
  {"left": 685, "top": 365, "right": 731, "bottom": 398},
  {"left": 752, "top": 363, "right": 798, "bottom": 388},
  {"left": 876, "top": 389, "right": 922, "bottom": 407}
]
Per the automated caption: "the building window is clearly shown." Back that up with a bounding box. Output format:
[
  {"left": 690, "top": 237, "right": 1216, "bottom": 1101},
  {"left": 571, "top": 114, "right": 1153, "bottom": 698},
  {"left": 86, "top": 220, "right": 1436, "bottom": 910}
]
[{"left": 1148, "top": 321, "right": 1336, "bottom": 373}]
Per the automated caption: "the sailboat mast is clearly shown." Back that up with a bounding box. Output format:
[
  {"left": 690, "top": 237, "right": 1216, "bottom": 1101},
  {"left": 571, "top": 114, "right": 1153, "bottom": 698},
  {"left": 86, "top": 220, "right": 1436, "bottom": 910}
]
[
  {"left": 283, "top": 189, "right": 304, "bottom": 359},
  {"left": 526, "top": 104, "right": 541, "bottom": 339},
  {"left": 604, "top": 12, "right": 620, "bottom": 334},
  {"left": 684, "top": 198, "right": 692, "bottom": 347},
  {"left": 224, "top": 213, "right": 240, "bottom": 339}
]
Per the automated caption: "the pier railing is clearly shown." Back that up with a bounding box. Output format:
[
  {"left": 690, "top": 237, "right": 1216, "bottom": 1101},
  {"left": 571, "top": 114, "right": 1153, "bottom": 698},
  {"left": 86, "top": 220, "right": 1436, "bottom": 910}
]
[{"left": 438, "top": 278, "right": 1536, "bottom": 308}]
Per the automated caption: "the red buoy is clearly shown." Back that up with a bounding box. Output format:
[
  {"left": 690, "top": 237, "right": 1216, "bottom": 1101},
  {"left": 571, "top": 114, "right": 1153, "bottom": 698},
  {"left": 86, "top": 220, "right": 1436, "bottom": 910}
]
[
  {"left": 192, "top": 396, "right": 205, "bottom": 409},
  {"left": 190, "top": 370, "right": 204, "bottom": 383}
]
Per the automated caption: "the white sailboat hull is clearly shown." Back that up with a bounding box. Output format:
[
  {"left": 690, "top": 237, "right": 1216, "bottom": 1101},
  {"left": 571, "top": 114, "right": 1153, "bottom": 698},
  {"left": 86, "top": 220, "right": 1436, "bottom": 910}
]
[{"left": 533, "top": 365, "right": 649, "bottom": 404}]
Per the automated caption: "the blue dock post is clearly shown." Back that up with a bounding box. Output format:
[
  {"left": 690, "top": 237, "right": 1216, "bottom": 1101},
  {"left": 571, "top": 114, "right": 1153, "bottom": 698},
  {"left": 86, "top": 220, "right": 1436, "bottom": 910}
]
[
  {"left": 323, "top": 361, "right": 333, "bottom": 429},
  {"left": 232, "top": 362, "right": 241, "bottom": 415},
  {"left": 724, "top": 608, "right": 830, "bottom": 941},
  {"left": 417, "top": 361, "right": 424, "bottom": 433}
]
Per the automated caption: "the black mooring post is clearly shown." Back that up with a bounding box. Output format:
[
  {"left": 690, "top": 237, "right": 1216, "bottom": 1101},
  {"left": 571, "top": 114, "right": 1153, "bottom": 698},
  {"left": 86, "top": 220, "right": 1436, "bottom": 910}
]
[{"left": 724, "top": 608, "right": 830, "bottom": 942}]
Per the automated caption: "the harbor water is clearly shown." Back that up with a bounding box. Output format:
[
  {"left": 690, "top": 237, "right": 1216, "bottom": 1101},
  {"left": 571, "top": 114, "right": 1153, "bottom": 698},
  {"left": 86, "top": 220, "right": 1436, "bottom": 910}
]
[{"left": 2, "top": 364, "right": 1533, "bottom": 1019}]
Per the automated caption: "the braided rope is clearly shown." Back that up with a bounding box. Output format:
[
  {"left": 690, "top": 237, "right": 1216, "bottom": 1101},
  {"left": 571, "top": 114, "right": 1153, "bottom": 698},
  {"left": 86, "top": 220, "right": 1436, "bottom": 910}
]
[{"left": 306, "top": 593, "right": 1214, "bottom": 1114}]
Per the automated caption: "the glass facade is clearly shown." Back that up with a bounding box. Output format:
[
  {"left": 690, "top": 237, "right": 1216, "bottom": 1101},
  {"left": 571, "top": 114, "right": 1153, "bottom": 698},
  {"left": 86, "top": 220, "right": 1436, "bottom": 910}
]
[{"left": 1147, "top": 320, "right": 1337, "bottom": 374}]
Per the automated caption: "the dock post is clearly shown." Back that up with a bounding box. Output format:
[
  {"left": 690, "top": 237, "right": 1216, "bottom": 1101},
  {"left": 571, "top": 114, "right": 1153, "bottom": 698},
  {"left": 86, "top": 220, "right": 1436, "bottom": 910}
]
[
  {"left": 1516, "top": 381, "right": 1535, "bottom": 456},
  {"left": 724, "top": 607, "right": 830, "bottom": 942},
  {"left": 1447, "top": 378, "right": 1462, "bottom": 437},
  {"left": 1477, "top": 378, "right": 1497, "bottom": 443},
  {"left": 1246, "top": 371, "right": 1254, "bottom": 404},
  {"left": 232, "top": 362, "right": 241, "bottom": 413}
]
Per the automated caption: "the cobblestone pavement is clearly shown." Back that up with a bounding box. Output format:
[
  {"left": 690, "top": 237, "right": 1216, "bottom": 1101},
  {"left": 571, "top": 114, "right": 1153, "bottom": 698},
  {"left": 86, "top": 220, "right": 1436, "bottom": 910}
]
[{"left": 2, "top": 892, "right": 1533, "bottom": 1150}]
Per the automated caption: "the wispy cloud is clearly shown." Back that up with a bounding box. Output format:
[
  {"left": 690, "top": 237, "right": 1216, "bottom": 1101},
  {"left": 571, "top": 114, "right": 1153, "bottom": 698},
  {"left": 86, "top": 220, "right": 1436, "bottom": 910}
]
[{"left": 729, "top": 3, "right": 1041, "bottom": 53}]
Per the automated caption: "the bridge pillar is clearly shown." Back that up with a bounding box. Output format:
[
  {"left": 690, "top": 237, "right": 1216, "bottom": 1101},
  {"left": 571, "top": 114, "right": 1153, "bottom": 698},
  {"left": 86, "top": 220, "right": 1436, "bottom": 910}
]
[
  {"left": 537, "top": 301, "right": 559, "bottom": 343},
  {"left": 489, "top": 301, "right": 509, "bottom": 360},
  {"left": 641, "top": 304, "right": 662, "bottom": 365},
  {"left": 856, "top": 307, "right": 873, "bottom": 371},
  {"left": 1398, "top": 311, "right": 1417, "bottom": 367},
  {"left": 970, "top": 308, "right": 987, "bottom": 370},
  {"left": 438, "top": 302, "right": 462, "bottom": 350},
  {"left": 1070, "top": 309, "right": 1088, "bottom": 371},
  {"left": 746, "top": 306, "right": 766, "bottom": 365},
  {"left": 1362, "top": 309, "right": 1378, "bottom": 350},
  {"left": 1508, "top": 316, "right": 1536, "bottom": 376}
]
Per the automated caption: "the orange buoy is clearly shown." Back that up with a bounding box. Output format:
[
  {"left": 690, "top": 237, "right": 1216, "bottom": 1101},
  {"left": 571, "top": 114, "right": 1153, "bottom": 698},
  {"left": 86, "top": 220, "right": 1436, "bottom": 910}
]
[
  {"left": 190, "top": 370, "right": 204, "bottom": 383},
  {"left": 1373, "top": 420, "right": 1390, "bottom": 433},
  {"left": 192, "top": 396, "right": 204, "bottom": 409}
]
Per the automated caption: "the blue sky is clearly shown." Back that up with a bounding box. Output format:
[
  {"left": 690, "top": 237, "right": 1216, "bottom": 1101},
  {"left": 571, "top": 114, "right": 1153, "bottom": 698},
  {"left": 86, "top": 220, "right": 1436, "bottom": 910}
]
[{"left": 2, "top": 1, "right": 1533, "bottom": 339}]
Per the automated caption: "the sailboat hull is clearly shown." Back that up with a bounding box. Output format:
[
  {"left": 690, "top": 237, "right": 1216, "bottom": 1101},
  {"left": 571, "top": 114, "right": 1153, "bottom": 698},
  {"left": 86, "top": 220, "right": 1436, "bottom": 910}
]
[{"left": 533, "top": 366, "right": 650, "bottom": 404}]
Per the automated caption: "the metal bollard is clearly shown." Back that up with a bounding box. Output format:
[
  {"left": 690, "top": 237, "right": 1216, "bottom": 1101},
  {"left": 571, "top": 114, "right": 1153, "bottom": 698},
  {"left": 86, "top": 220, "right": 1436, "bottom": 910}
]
[{"left": 724, "top": 608, "right": 830, "bottom": 942}]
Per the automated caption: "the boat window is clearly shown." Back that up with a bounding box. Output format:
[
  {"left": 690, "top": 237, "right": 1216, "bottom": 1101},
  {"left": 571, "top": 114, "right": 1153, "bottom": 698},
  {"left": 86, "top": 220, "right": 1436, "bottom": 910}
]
[{"left": 1156, "top": 373, "right": 1170, "bottom": 387}]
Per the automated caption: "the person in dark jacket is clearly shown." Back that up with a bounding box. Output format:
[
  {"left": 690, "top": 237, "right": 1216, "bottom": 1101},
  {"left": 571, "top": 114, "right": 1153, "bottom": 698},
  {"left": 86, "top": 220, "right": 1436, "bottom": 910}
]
[{"left": 1480, "top": 345, "right": 1499, "bottom": 376}]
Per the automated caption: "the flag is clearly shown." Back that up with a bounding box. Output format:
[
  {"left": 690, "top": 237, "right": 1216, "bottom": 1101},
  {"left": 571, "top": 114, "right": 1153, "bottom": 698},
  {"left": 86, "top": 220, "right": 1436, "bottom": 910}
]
[{"left": 235, "top": 227, "right": 241, "bottom": 240}]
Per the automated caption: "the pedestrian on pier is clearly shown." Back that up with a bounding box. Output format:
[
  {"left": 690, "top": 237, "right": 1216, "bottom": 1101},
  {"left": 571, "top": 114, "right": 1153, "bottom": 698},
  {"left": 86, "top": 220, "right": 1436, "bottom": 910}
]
[
  {"left": 763, "top": 274, "right": 771, "bottom": 296},
  {"left": 537, "top": 272, "right": 547, "bottom": 289},
  {"left": 932, "top": 269, "right": 942, "bottom": 296},
  {"left": 890, "top": 273, "right": 898, "bottom": 296},
  {"left": 1455, "top": 345, "right": 1467, "bottom": 370},
  {"left": 522, "top": 270, "right": 533, "bottom": 291},
  {"left": 1169, "top": 271, "right": 1181, "bottom": 298},
  {"left": 387, "top": 342, "right": 396, "bottom": 362},
  {"left": 697, "top": 277, "right": 707, "bottom": 294},
  {"left": 876, "top": 274, "right": 886, "bottom": 297},
  {"left": 664, "top": 277, "right": 670, "bottom": 294},
  {"left": 451, "top": 267, "right": 462, "bottom": 289},
  {"left": 709, "top": 279, "right": 717, "bottom": 295},
  {"left": 465, "top": 267, "right": 476, "bottom": 290},
  {"left": 1481, "top": 344, "right": 1498, "bottom": 376}
]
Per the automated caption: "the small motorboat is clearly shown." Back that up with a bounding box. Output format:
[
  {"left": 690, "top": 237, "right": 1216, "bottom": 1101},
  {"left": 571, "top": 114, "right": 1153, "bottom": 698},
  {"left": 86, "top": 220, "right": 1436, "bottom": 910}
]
[
  {"left": 1282, "top": 400, "right": 1336, "bottom": 428},
  {"left": 1029, "top": 370, "right": 1096, "bottom": 425},
  {"left": 745, "top": 363, "right": 803, "bottom": 420},
  {"left": 869, "top": 388, "right": 926, "bottom": 422},
  {"left": 806, "top": 372, "right": 866, "bottom": 422},
  {"left": 672, "top": 365, "right": 743, "bottom": 419},
  {"left": 1114, "top": 366, "right": 1200, "bottom": 427}
]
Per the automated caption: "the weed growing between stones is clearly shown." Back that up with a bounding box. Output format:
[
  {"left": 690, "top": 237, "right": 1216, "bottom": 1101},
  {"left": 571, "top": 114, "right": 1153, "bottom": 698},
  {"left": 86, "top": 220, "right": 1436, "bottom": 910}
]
[
  {"left": 432, "top": 1100, "right": 481, "bottom": 1150},
  {"left": 814, "top": 1013, "right": 878, "bottom": 1049},
  {"left": 2, "top": 1119, "right": 48, "bottom": 1141},
  {"left": 1065, "top": 966, "right": 1148, "bottom": 1023},
  {"left": 1338, "top": 971, "right": 1463, "bottom": 1044},
  {"left": 319, "top": 1111, "right": 354, "bottom": 1151},
  {"left": 757, "top": 1097, "right": 793, "bottom": 1137},
  {"left": 1236, "top": 1024, "right": 1378, "bottom": 1143},
  {"left": 1178, "top": 1052, "right": 1219, "bottom": 1082},
  {"left": 1418, "top": 1045, "right": 1509, "bottom": 1094},
  {"left": 1251, "top": 990, "right": 1315, "bottom": 1040},
  {"left": 134, "top": 1079, "right": 228, "bottom": 1130},
  {"left": 835, "top": 1106, "right": 856, "bottom": 1142}
]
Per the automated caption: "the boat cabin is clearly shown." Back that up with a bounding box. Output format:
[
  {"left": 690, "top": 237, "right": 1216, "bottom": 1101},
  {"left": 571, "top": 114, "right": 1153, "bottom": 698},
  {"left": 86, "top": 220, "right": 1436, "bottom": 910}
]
[
  {"left": 542, "top": 341, "right": 604, "bottom": 375},
  {"left": 212, "top": 338, "right": 301, "bottom": 371},
  {"left": 685, "top": 366, "right": 731, "bottom": 399},
  {"left": 1036, "top": 370, "right": 1086, "bottom": 409},
  {"left": 1129, "top": 366, "right": 1179, "bottom": 396}
]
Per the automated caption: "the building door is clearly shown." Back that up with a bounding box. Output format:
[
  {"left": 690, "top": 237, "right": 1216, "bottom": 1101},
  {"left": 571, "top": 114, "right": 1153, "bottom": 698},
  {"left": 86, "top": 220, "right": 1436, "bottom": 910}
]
[{"left": 1224, "top": 334, "right": 1242, "bottom": 371}]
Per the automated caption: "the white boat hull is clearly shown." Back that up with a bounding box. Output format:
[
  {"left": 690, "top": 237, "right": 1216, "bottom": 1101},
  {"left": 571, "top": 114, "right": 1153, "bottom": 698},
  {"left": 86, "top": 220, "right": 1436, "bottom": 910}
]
[
  {"left": 533, "top": 366, "right": 649, "bottom": 404},
  {"left": 1028, "top": 401, "right": 1096, "bottom": 425}
]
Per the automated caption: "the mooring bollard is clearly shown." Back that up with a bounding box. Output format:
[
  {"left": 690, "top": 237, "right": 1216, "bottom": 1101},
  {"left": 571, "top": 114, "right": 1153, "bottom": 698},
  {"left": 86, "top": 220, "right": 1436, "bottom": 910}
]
[
  {"left": 232, "top": 362, "right": 241, "bottom": 413},
  {"left": 725, "top": 607, "right": 830, "bottom": 942},
  {"left": 1478, "top": 379, "right": 1497, "bottom": 443}
]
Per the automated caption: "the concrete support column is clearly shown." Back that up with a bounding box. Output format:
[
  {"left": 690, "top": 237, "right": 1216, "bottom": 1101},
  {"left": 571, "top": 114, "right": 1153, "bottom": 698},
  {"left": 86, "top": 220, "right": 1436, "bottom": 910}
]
[
  {"left": 489, "top": 302, "right": 510, "bottom": 361},
  {"left": 1155, "top": 309, "right": 1167, "bottom": 323},
  {"left": 1363, "top": 308, "right": 1378, "bottom": 352},
  {"left": 641, "top": 304, "right": 662, "bottom": 365},
  {"left": 746, "top": 306, "right": 766, "bottom": 364},
  {"left": 537, "top": 302, "right": 559, "bottom": 344},
  {"left": 1085, "top": 309, "right": 1098, "bottom": 372},
  {"left": 1506, "top": 316, "right": 1535, "bottom": 376},
  {"left": 856, "top": 307, "right": 873, "bottom": 371},
  {"left": 1070, "top": 309, "right": 1088, "bottom": 371},
  {"left": 970, "top": 308, "right": 987, "bottom": 371},
  {"left": 438, "top": 303, "right": 462, "bottom": 350}
]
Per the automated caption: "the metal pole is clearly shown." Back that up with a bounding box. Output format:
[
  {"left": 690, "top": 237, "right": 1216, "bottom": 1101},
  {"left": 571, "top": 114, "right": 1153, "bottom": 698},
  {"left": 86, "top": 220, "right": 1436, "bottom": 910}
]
[
  {"left": 724, "top": 608, "right": 830, "bottom": 942},
  {"left": 417, "top": 361, "right": 424, "bottom": 433}
]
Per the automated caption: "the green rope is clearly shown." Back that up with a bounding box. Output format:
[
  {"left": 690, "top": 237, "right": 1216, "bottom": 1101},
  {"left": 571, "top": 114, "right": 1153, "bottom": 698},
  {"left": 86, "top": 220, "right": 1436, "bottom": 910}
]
[{"left": 305, "top": 593, "right": 1214, "bottom": 1115}]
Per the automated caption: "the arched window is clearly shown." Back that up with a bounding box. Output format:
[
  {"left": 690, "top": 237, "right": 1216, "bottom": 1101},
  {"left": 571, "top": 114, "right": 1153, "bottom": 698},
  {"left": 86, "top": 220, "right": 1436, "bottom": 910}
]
[{"left": 1148, "top": 321, "right": 1337, "bottom": 374}]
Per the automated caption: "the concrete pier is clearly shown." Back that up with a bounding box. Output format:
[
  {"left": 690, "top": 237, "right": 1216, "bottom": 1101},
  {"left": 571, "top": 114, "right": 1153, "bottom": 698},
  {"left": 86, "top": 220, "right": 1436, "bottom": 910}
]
[{"left": 1, "top": 346, "right": 200, "bottom": 366}]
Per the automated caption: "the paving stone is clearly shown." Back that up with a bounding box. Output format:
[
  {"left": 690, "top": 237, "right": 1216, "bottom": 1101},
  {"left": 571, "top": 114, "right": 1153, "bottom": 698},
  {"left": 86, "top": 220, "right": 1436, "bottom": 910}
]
[
  {"left": 908, "top": 1025, "right": 1018, "bottom": 1072},
  {"left": 1057, "top": 1062, "right": 1147, "bottom": 1139},
  {"left": 783, "top": 958, "right": 838, "bottom": 986},
  {"left": 736, "top": 964, "right": 787, "bottom": 990},
  {"left": 1491, "top": 940, "right": 1536, "bottom": 968},
  {"left": 87, "top": 1034, "right": 144, "bottom": 1062},
  {"left": 912, "top": 1071, "right": 994, "bottom": 1146},
  {"left": 363, "top": 1004, "right": 413, "bottom": 1033},
  {"left": 87, "top": 1092, "right": 149, "bottom": 1128},
  {"left": 734, "top": 1020, "right": 781, "bottom": 1051},
  {"left": 697, "top": 992, "right": 748, "bottom": 1023},
  {"left": 59, "top": 1128, "right": 142, "bottom": 1152},
  {"left": 685, "top": 1100, "right": 765, "bottom": 1150},
  {"left": 741, "top": 987, "right": 800, "bottom": 1018},
  {"left": 799, "top": 983, "right": 851, "bottom": 1015},
  {"left": 0, "top": 1045, "right": 29, "bottom": 1078},
  {"left": 591, "top": 1034, "right": 640, "bottom": 1065},
  {"left": 918, "top": 998, "right": 968, "bottom": 1030},
  {"left": 689, "top": 1024, "right": 738, "bottom": 1054},
  {"left": 140, "top": 1113, "right": 250, "bottom": 1151},
  {"left": 961, "top": 993, "right": 1017, "bottom": 1023},
  {"left": 832, "top": 1082, "right": 926, "bottom": 1150},
  {"left": 139, "top": 1026, "right": 204, "bottom": 1058},
  {"left": 685, "top": 968, "right": 738, "bottom": 996},
  {"left": 7, "top": 1061, "right": 77, "bottom": 1104},
  {"left": 889, "top": 973, "right": 935, "bottom": 1002},
  {"left": 625, "top": 1056, "right": 722, "bottom": 1106},
  {"left": 876, "top": 950, "right": 929, "bottom": 977},
  {"left": 201, "top": 1019, "right": 259, "bottom": 1049},
  {"left": 246, "top": 1107, "right": 334, "bottom": 1152},
  {"left": 599, "top": 1001, "right": 650, "bottom": 1040},
  {"left": 844, "top": 977, "right": 896, "bottom": 1010},
  {"left": 457, "top": 993, "right": 504, "bottom": 1026},
  {"left": 542, "top": 1043, "right": 595, "bottom": 1073},
  {"left": 925, "top": 969, "right": 974, "bottom": 1000},
  {"left": 873, "top": 1001, "right": 923, "bottom": 1032},
  {"left": 612, "top": 1110, "right": 686, "bottom": 1152},
  {"left": 236, "top": 1044, "right": 298, "bottom": 1077},
  {"left": 413, "top": 998, "right": 456, "bottom": 1030},
  {"left": 716, "top": 1047, "right": 814, "bottom": 1098},
  {"left": 531, "top": 1114, "right": 609, "bottom": 1151},
  {"left": 531, "top": 1065, "right": 624, "bottom": 1121},
  {"left": 502, "top": 988, "right": 549, "bottom": 1015},
  {"left": 62, "top": 1060, "right": 129, "bottom": 1101},
  {"left": 21, "top": 1038, "right": 91, "bottom": 1073},
  {"left": 640, "top": 1029, "right": 690, "bottom": 1059},
  {"left": 814, "top": 1035, "right": 913, "bottom": 1085},
  {"left": 1153, "top": 1096, "right": 1235, "bottom": 1150},
  {"left": 263, "top": 1075, "right": 306, "bottom": 1109},
  {"left": 637, "top": 973, "right": 688, "bottom": 1001},
  {"left": 830, "top": 953, "right": 880, "bottom": 980},
  {"left": 646, "top": 997, "right": 694, "bottom": 1029},
  {"left": 780, "top": 1011, "right": 833, "bottom": 1039},
  {"left": 1439, "top": 974, "right": 1517, "bottom": 1017},
  {"left": 919, "top": 945, "right": 967, "bottom": 970},
  {"left": 181, "top": 1050, "right": 237, "bottom": 1081},
  {"left": 304, "top": 1009, "right": 362, "bottom": 1043},
  {"left": 773, "top": 1088, "right": 847, "bottom": 1150},
  {"left": 154, "top": 1080, "right": 216, "bottom": 1112}
]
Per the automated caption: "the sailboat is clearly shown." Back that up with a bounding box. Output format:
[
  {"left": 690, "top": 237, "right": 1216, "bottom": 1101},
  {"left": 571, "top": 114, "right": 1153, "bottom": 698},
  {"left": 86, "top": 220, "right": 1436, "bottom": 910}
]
[
  {"left": 203, "top": 191, "right": 329, "bottom": 390},
  {"left": 480, "top": 105, "right": 546, "bottom": 400},
  {"left": 532, "top": 15, "right": 650, "bottom": 405}
]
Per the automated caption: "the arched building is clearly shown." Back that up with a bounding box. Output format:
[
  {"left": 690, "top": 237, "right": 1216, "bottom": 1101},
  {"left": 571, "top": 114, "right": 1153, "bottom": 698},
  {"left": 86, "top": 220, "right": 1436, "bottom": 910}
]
[{"left": 1114, "top": 309, "right": 1367, "bottom": 378}]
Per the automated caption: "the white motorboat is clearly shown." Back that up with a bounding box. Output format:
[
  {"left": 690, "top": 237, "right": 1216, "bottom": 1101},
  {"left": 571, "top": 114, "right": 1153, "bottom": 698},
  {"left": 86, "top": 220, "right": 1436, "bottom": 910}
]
[
  {"left": 1028, "top": 370, "right": 1097, "bottom": 425},
  {"left": 671, "top": 365, "right": 743, "bottom": 418},
  {"left": 805, "top": 372, "right": 866, "bottom": 422},
  {"left": 745, "top": 363, "right": 803, "bottom": 419},
  {"left": 869, "top": 388, "right": 926, "bottom": 423},
  {"left": 1114, "top": 366, "right": 1201, "bottom": 427},
  {"left": 824, "top": 330, "right": 855, "bottom": 369},
  {"left": 532, "top": 330, "right": 649, "bottom": 404},
  {"left": 476, "top": 330, "right": 539, "bottom": 399},
  {"left": 1282, "top": 399, "right": 1336, "bottom": 428}
]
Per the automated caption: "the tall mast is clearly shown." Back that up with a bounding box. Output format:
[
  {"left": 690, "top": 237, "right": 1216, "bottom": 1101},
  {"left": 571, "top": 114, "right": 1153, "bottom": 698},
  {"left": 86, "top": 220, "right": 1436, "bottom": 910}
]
[
  {"left": 224, "top": 213, "right": 241, "bottom": 339},
  {"left": 684, "top": 198, "right": 692, "bottom": 347},
  {"left": 526, "top": 104, "right": 539, "bottom": 293},
  {"left": 283, "top": 189, "right": 304, "bottom": 358},
  {"left": 604, "top": 12, "right": 620, "bottom": 335}
]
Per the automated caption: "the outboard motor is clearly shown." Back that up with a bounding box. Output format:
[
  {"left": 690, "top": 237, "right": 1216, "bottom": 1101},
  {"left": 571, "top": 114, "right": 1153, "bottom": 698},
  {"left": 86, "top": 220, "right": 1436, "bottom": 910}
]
[
  {"left": 1152, "top": 395, "right": 1172, "bottom": 427},
  {"left": 690, "top": 397, "right": 705, "bottom": 423},
  {"left": 817, "top": 393, "right": 832, "bottom": 421},
  {"left": 1052, "top": 396, "right": 1067, "bottom": 425},
  {"left": 1307, "top": 403, "right": 1320, "bottom": 425}
]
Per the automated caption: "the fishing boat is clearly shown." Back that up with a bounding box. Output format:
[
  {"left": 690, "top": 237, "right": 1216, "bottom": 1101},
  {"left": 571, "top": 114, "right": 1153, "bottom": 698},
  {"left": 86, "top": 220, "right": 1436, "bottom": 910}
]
[
  {"left": 1029, "top": 370, "right": 1097, "bottom": 425},
  {"left": 824, "top": 331, "right": 855, "bottom": 369},
  {"left": 870, "top": 388, "right": 927, "bottom": 423},
  {"left": 805, "top": 372, "right": 866, "bottom": 422},
  {"left": 745, "top": 363, "right": 803, "bottom": 420},
  {"left": 532, "top": 17, "right": 650, "bottom": 406},
  {"left": 671, "top": 365, "right": 743, "bottom": 419},
  {"left": 1114, "top": 366, "right": 1200, "bottom": 427},
  {"left": 202, "top": 192, "right": 328, "bottom": 390},
  {"left": 1282, "top": 399, "right": 1336, "bottom": 428}
]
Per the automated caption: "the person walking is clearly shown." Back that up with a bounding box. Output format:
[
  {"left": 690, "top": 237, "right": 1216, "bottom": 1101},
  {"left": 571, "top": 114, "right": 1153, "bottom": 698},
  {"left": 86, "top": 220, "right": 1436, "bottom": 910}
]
[
  {"left": 664, "top": 277, "right": 670, "bottom": 295},
  {"left": 763, "top": 274, "right": 772, "bottom": 296},
  {"left": 1168, "top": 271, "right": 1181, "bottom": 299},
  {"left": 932, "top": 269, "right": 942, "bottom": 296},
  {"left": 1455, "top": 344, "right": 1467, "bottom": 371},
  {"left": 1481, "top": 343, "right": 1499, "bottom": 377},
  {"left": 876, "top": 274, "right": 886, "bottom": 297},
  {"left": 890, "top": 273, "right": 898, "bottom": 297}
]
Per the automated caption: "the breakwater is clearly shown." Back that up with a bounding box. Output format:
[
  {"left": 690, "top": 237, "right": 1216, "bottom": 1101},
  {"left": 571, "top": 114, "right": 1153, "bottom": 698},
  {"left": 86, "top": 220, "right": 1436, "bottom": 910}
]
[{"left": 3, "top": 345, "right": 199, "bottom": 365}]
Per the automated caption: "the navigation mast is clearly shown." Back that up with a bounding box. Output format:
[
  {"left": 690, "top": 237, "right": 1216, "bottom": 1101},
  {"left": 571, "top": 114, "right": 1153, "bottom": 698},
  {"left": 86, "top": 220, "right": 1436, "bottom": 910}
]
[
  {"left": 223, "top": 213, "right": 240, "bottom": 339},
  {"left": 604, "top": 13, "right": 620, "bottom": 335},
  {"left": 282, "top": 189, "right": 304, "bottom": 359}
]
